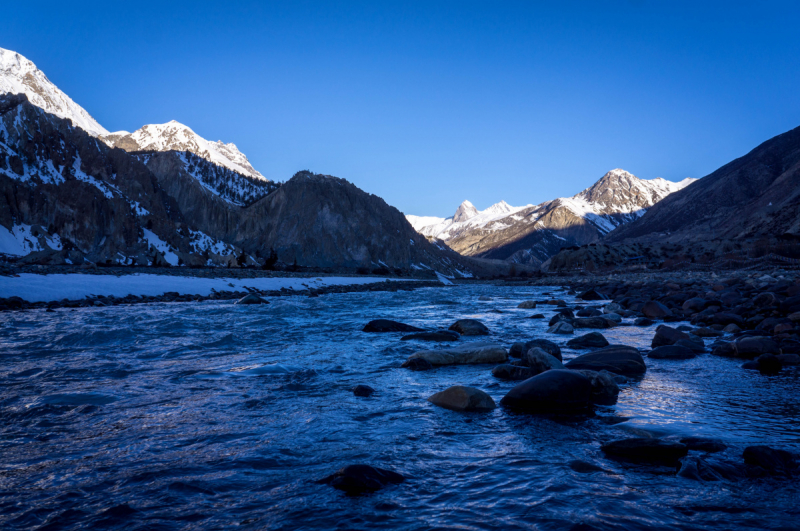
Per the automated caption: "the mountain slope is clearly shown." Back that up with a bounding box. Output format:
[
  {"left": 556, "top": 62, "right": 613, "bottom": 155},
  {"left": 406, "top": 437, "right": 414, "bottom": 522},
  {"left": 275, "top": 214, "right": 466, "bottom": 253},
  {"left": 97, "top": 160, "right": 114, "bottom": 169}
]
[
  {"left": 408, "top": 200, "right": 531, "bottom": 241},
  {"left": 0, "top": 47, "right": 108, "bottom": 137},
  {"left": 607, "top": 126, "right": 800, "bottom": 243}
]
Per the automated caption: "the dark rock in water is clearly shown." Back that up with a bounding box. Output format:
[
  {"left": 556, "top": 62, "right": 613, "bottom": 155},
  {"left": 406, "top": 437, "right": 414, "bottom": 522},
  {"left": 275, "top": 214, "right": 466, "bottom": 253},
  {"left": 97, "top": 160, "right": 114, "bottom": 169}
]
[
  {"left": 548, "top": 321, "right": 574, "bottom": 335},
  {"left": 524, "top": 348, "right": 565, "bottom": 374},
  {"left": 757, "top": 353, "right": 782, "bottom": 374},
  {"left": 641, "top": 301, "right": 673, "bottom": 319},
  {"left": 713, "top": 337, "right": 780, "bottom": 359},
  {"left": 427, "top": 386, "right": 496, "bottom": 412},
  {"left": 567, "top": 332, "right": 609, "bottom": 349},
  {"left": 492, "top": 364, "right": 535, "bottom": 380},
  {"left": 601, "top": 438, "right": 688, "bottom": 465},
  {"left": 500, "top": 369, "right": 592, "bottom": 414},
  {"left": 572, "top": 317, "right": 615, "bottom": 329},
  {"left": 741, "top": 361, "right": 760, "bottom": 370},
  {"left": 712, "top": 312, "right": 745, "bottom": 327},
  {"left": 568, "top": 460, "right": 607, "bottom": 473},
  {"left": 517, "top": 300, "right": 537, "bottom": 309},
  {"left": 403, "top": 343, "right": 507, "bottom": 366},
  {"left": 578, "top": 289, "right": 606, "bottom": 301},
  {"left": 647, "top": 345, "right": 696, "bottom": 360},
  {"left": 680, "top": 437, "right": 727, "bottom": 453},
  {"left": 634, "top": 317, "right": 655, "bottom": 326},
  {"left": 743, "top": 446, "right": 797, "bottom": 476},
  {"left": 512, "top": 339, "right": 562, "bottom": 361},
  {"left": 528, "top": 313, "right": 545, "bottom": 319},
  {"left": 448, "top": 319, "right": 489, "bottom": 336},
  {"left": 509, "top": 342, "right": 527, "bottom": 358},
  {"left": 404, "top": 358, "right": 433, "bottom": 371},
  {"left": 235, "top": 294, "right": 268, "bottom": 305},
  {"left": 691, "top": 327, "right": 724, "bottom": 338},
  {"left": 363, "top": 320, "right": 424, "bottom": 333},
  {"left": 318, "top": 464, "right": 405, "bottom": 494},
  {"left": 353, "top": 385, "right": 375, "bottom": 397},
  {"left": 565, "top": 345, "right": 647, "bottom": 376},
  {"left": 675, "top": 338, "right": 706, "bottom": 353},
  {"left": 677, "top": 456, "right": 743, "bottom": 481},
  {"left": 575, "top": 369, "right": 619, "bottom": 405},
  {"left": 548, "top": 313, "right": 571, "bottom": 326},
  {"left": 777, "top": 353, "right": 800, "bottom": 365},
  {"left": 682, "top": 298, "right": 708, "bottom": 312},
  {"left": 401, "top": 330, "right": 460, "bottom": 342},
  {"left": 651, "top": 325, "right": 691, "bottom": 348}
]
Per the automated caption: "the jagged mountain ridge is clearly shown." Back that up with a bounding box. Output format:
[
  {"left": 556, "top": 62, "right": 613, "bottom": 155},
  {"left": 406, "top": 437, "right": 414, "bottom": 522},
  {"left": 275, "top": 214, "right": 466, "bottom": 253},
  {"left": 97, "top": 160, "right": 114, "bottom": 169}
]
[
  {"left": 408, "top": 200, "right": 531, "bottom": 241},
  {"left": 409, "top": 169, "right": 695, "bottom": 265},
  {"left": 0, "top": 47, "right": 108, "bottom": 137}
]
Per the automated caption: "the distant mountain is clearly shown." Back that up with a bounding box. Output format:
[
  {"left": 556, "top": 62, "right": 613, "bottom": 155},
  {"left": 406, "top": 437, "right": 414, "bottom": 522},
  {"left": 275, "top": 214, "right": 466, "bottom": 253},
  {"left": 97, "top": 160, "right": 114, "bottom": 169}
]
[
  {"left": 0, "top": 47, "right": 108, "bottom": 136},
  {"left": 408, "top": 169, "right": 694, "bottom": 266},
  {"left": 607, "top": 126, "right": 800, "bottom": 243},
  {"left": 102, "top": 121, "right": 265, "bottom": 181}
]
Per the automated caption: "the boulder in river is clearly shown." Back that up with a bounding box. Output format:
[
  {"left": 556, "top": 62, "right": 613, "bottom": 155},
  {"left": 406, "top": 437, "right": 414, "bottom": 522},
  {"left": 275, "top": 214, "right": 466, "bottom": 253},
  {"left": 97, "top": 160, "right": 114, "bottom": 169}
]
[
  {"left": 578, "top": 289, "right": 606, "bottom": 301},
  {"left": 548, "top": 321, "right": 574, "bottom": 335},
  {"left": 427, "top": 386, "right": 496, "bottom": 412},
  {"left": 641, "top": 301, "right": 673, "bottom": 319},
  {"left": 492, "top": 364, "right": 535, "bottom": 380},
  {"left": 567, "top": 332, "right": 609, "bottom": 349},
  {"left": 363, "top": 320, "right": 425, "bottom": 333},
  {"left": 318, "top": 464, "right": 405, "bottom": 494},
  {"left": 404, "top": 358, "right": 434, "bottom": 371},
  {"left": 743, "top": 445, "right": 797, "bottom": 476},
  {"left": 634, "top": 318, "right": 655, "bottom": 326},
  {"left": 565, "top": 345, "right": 647, "bottom": 376},
  {"left": 651, "top": 325, "right": 691, "bottom": 348},
  {"left": 572, "top": 317, "right": 615, "bottom": 329},
  {"left": 524, "top": 347, "right": 565, "bottom": 374},
  {"left": 402, "top": 342, "right": 507, "bottom": 367},
  {"left": 575, "top": 369, "right": 619, "bottom": 405},
  {"left": 500, "top": 369, "right": 592, "bottom": 414},
  {"left": 235, "top": 294, "right": 268, "bottom": 305},
  {"left": 680, "top": 437, "right": 727, "bottom": 453},
  {"left": 511, "top": 339, "right": 562, "bottom": 361},
  {"left": 712, "top": 337, "right": 780, "bottom": 359},
  {"left": 601, "top": 438, "right": 688, "bottom": 465},
  {"left": 517, "top": 301, "right": 537, "bottom": 309},
  {"left": 353, "top": 385, "right": 375, "bottom": 397},
  {"left": 448, "top": 319, "right": 490, "bottom": 336},
  {"left": 647, "top": 345, "right": 696, "bottom": 360},
  {"left": 677, "top": 456, "right": 744, "bottom": 482},
  {"left": 401, "top": 330, "right": 460, "bottom": 342}
]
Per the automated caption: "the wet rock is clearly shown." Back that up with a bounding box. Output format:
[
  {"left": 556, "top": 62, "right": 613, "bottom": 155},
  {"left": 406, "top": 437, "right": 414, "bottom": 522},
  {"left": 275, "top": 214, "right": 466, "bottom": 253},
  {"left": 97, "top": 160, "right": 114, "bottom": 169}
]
[
  {"left": 634, "top": 317, "right": 655, "bottom": 326},
  {"left": 512, "top": 339, "right": 562, "bottom": 362},
  {"left": 528, "top": 313, "right": 545, "bottom": 319},
  {"left": 404, "top": 358, "right": 433, "bottom": 371},
  {"left": 641, "top": 301, "right": 673, "bottom": 319},
  {"left": 682, "top": 298, "right": 708, "bottom": 312},
  {"left": 756, "top": 353, "right": 782, "bottom": 374},
  {"left": 680, "top": 437, "right": 727, "bottom": 453},
  {"left": 647, "top": 345, "right": 696, "bottom": 360},
  {"left": 548, "top": 321, "right": 574, "bottom": 335},
  {"left": 691, "top": 327, "right": 723, "bottom": 338},
  {"left": 363, "top": 320, "right": 425, "bottom": 333},
  {"left": 713, "top": 337, "right": 780, "bottom": 359},
  {"left": 789, "top": 311, "right": 800, "bottom": 322},
  {"left": 601, "top": 438, "right": 688, "bottom": 465},
  {"left": 777, "top": 353, "right": 800, "bottom": 365},
  {"left": 604, "top": 313, "right": 623, "bottom": 324},
  {"left": 568, "top": 460, "right": 608, "bottom": 473},
  {"left": 723, "top": 323, "right": 742, "bottom": 334},
  {"left": 603, "top": 303, "right": 623, "bottom": 314},
  {"left": 427, "top": 386, "right": 496, "bottom": 412},
  {"left": 318, "top": 464, "right": 405, "bottom": 494},
  {"left": 500, "top": 369, "right": 592, "bottom": 414},
  {"left": 235, "top": 293, "right": 268, "bottom": 305},
  {"left": 403, "top": 342, "right": 507, "bottom": 367},
  {"left": 524, "top": 347, "right": 565, "bottom": 374},
  {"left": 478, "top": 295, "right": 492, "bottom": 301},
  {"left": 712, "top": 312, "right": 745, "bottom": 327},
  {"left": 567, "top": 332, "right": 609, "bottom": 349},
  {"left": 743, "top": 446, "right": 797, "bottom": 476},
  {"left": 651, "top": 325, "right": 691, "bottom": 348},
  {"left": 677, "top": 456, "right": 743, "bottom": 481},
  {"left": 675, "top": 338, "right": 706, "bottom": 353},
  {"left": 517, "top": 300, "right": 537, "bottom": 309},
  {"left": 492, "top": 364, "right": 535, "bottom": 380},
  {"left": 578, "top": 289, "right": 606, "bottom": 301},
  {"left": 753, "top": 292, "right": 779, "bottom": 308},
  {"left": 353, "top": 385, "right": 375, "bottom": 397},
  {"left": 401, "top": 330, "right": 460, "bottom": 342},
  {"left": 575, "top": 369, "right": 619, "bottom": 405},
  {"left": 572, "top": 317, "right": 615, "bottom": 329},
  {"left": 565, "top": 345, "right": 647, "bottom": 376},
  {"left": 448, "top": 319, "right": 489, "bottom": 336}
]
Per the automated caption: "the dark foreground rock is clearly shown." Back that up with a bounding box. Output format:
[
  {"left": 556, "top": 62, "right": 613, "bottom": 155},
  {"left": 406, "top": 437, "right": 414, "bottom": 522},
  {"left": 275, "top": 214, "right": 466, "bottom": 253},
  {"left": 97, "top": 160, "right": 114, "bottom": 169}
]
[
  {"left": 567, "top": 332, "right": 609, "bottom": 349},
  {"left": 318, "top": 464, "right": 405, "bottom": 494},
  {"left": 492, "top": 364, "right": 535, "bottom": 380},
  {"left": 500, "top": 370, "right": 592, "bottom": 414},
  {"left": 363, "top": 320, "right": 424, "bottom": 333},
  {"left": 651, "top": 325, "right": 691, "bottom": 348},
  {"left": 677, "top": 456, "right": 744, "bottom": 482},
  {"left": 510, "top": 339, "right": 562, "bottom": 361},
  {"left": 743, "top": 446, "right": 797, "bottom": 476},
  {"left": 523, "top": 348, "right": 565, "bottom": 374},
  {"left": 401, "top": 330, "right": 460, "bottom": 342},
  {"left": 680, "top": 437, "right": 727, "bottom": 453},
  {"left": 575, "top": 370, "right": 620, "bottom": 405},
  {"left": 448, "top": 319, "right": 490, "bottom": 336},
  {"left": 647, "top": 345, "right": 696, "bottom": 360},
  {"left": 601, "top": 438, "right": 688, "bottom": 465},
  {"left": 427, "top": 386, "right": 496, "bottom": 412},
  {"left": 565, "top": 345, "right": 647, "bottom": 376}
]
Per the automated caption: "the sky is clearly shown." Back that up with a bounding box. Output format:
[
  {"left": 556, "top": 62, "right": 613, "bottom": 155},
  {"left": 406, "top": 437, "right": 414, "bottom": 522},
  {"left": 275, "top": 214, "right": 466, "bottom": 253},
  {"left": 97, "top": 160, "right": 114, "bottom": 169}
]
[{"left": 3, "top": 1, "right": 800, "bottom": 217}]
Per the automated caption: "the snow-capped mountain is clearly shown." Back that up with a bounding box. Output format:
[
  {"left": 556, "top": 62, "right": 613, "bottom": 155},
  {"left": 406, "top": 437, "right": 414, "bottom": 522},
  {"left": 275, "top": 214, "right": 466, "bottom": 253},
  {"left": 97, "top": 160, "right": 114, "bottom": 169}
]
[
  {"left": 102, "top": 121, "right": 266, "bottom": 181},
  {"left": 409, "top": 169, "right": 696, "bottom": 265},
  {"left": 408, "top": 200, "right": 531, "bottom": 241},
  {"left": 0, "top": 47, "right": 108, "bottom": 137}
]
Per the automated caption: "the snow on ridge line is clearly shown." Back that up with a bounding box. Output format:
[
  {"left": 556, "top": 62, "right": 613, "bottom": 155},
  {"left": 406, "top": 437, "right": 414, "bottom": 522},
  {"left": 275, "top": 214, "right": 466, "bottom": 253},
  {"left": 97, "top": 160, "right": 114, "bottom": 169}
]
[{"left": 0, "top": 274, "right": 412, "bottom": 302}]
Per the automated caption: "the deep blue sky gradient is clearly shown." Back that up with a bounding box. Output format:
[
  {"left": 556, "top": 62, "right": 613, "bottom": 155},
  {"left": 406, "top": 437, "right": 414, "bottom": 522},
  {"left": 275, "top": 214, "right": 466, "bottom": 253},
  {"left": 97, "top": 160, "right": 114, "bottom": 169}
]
[{"left": 4, "top": 1, "right": 800, "bottom": 216}]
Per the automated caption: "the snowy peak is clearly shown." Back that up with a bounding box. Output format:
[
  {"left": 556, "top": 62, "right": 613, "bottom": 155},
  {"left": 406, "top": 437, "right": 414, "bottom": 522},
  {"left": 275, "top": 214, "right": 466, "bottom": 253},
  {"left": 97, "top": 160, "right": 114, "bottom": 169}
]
[
  {"left": 102, "top": 121, "right": 266, "bottom": 181},
  {"left": 0, "top": 47, "right": 109, "bottom": 136},
  {"left": 572, "top": 169, "right": 696, "bottom": 215},
  {"left": 453, "top": 200, "right": 479, "bottom": 222}
]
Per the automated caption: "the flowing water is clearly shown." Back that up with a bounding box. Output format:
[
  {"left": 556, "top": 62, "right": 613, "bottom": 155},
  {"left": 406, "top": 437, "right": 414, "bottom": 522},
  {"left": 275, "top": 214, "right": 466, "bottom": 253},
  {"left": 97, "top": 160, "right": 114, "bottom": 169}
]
[{"left": 1, "top": 284, "right": 798, "bottom": 530}]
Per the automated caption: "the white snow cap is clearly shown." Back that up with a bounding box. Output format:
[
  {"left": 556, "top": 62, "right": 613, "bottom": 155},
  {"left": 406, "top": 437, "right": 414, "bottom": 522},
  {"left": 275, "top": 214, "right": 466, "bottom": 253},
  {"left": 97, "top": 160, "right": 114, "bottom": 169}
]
[{"left": 0, "top": 47, "right": 109, "bottom": 136}]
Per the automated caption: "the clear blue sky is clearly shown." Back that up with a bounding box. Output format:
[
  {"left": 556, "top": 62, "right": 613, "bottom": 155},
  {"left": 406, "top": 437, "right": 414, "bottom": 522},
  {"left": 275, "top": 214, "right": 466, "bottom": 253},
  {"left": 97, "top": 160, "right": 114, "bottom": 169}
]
[{"left": 4, "top": 1, "right": 799, "bottom": 217}]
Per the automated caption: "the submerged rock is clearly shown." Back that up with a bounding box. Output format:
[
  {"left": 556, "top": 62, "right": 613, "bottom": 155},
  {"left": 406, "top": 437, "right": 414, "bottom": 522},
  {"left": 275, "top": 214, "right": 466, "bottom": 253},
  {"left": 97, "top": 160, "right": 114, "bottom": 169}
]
[
  {"left": 427, "top": 386, "right": 496, "bottom": 412},
  {"left": 402, "top": 342, "right": 507, "bottom": 367},
  {"left": 601, "top": 438, "right": 688, "bottom": 465},
  {"left": 567, "top": 332, "right": 609, "bottom": 349},
  {"left": 568, "top": 460, "right": 608, "bottom": 473},
  {"left": 743, "top": 445, "right": 797, "bottom": 476},
  {"left": 318, "top": 464, "right": 405, "bottom": 494},
  {"left": 492, "top": 364, "right": 535, "bottom": 380},
  {"left": 565, "top": 345, "right": 647, "bottom": 376},
  {"left": 235, "top": 294, "right": 268, "bottom": 305},
  {"left": 572, "top": 317, "right": 615, "bottom": 329},
  {"left": 363, "top": 320, "right": 424, "bottom": 333},
  {"left": 647, "top": 345, "right": 696, "bottom": 360},
  {"left": 517, "top": 300, "right": 538, "bottom": 309},
  {"left": 500, "top": 370, "right": 592, "bottom": 414},
  {"left": 353, "top": 385, "right": 375, "bottom": 397},
  {"left": 448, "top": 319, "right": 490, "bottom": 336},
  {"left": 680, "top": 437, "right": 727, "bottom": 453},
  {"left": 401, "top": 330, "right": 460, "bottom": 342},
  {"left": 677, "top": 456, "right": 744, "bottom": 481},
  {"left": 404, "top": 358, "right": 433, "bottom": 371},
  {"left": 634, "top": 317, "right": 655, "bottom": 326}
]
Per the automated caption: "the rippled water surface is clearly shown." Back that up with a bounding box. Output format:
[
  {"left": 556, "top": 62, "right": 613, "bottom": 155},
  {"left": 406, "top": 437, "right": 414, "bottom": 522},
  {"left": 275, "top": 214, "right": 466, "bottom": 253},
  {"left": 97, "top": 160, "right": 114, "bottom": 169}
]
[{"left": 1, "top": 284, "right": 799, "bottom": 530}]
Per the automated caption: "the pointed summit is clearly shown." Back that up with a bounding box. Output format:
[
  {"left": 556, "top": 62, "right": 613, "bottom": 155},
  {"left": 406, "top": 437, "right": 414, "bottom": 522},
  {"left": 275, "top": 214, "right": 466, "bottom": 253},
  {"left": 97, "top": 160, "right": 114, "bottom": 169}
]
[
  {"left": 453, "top": 200, "right": 479, "bottom": 223},
  {"left": 0, "top": 47, "right": 109, "bottom": 136}
]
